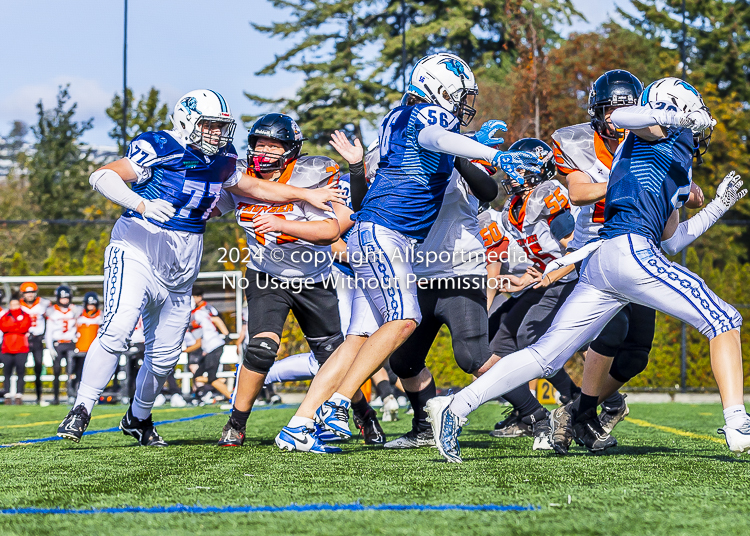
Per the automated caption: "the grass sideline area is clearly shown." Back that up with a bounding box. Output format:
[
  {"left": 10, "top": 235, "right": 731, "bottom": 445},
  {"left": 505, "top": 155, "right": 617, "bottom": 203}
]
[{"left": 2, "top": 403, "right": 749, "bottom": 535}]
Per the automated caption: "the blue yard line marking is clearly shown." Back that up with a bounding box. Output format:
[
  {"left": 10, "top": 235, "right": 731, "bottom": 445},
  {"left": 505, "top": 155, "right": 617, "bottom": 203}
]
[
  {"left": 0, "top": 404, "right": 295, "bottom": 448},
  {"left": 0, "top": 502, "right": 538, "bottom": 515}
]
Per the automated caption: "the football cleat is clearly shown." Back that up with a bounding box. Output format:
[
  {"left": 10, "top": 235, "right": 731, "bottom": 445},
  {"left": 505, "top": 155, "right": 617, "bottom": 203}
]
[
  {"left": 718, "top": 418, "right": 750, "bottom": 454},
  {"left": 353, "top": 408, "right": 386, "bottom": 445},
  {"left": 314, "top": 423, "right": 345, "bottom": 443},
  {"left": 599, "top": 394, "right": 630, "bottom": 434},
  {"left": 381, "top": 394, "right": 400, "bottom": 422},
  {"left": 426, "top": 395, "right": 467, "bottom": 463},
  {"left": 384, "top": 428, "right": 435, "bottom": 449},
  {"left": 550, "top": 403, "right": 575, "bottom": 455},
  {"left": 489, "top": 407, "right": 532, "bottom": 438},
  {"left": 119, "top": 410, "right": 168, "bottom": 447},
  {"left": 531, "top": 412, "right": 553, "bottom": 451},
  {"left": 170, "top": 393, "right": 187, "bottom": 408},
  {"left": 314, "top": 399, "right": 352, "bottom": 440},
  {"left": 572, "top": 408, "right": 617, "bottom": 453},
  {"left": 56, "top": 404, "right": 91, "bottom": 443},
  {"left": 275, "top": 425, "right": 342, "bottom": 454},
  {"left": 217, "top": 419, "right": 245, "bottom": 447}
]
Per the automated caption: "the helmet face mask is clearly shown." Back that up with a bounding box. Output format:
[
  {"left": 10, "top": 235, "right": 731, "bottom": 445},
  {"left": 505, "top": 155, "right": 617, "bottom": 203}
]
[
  {"left": 588, "top": 70, "right": 644, "bottom": 142},
  {"left": 407, "top": 53, "right": 479, "bottom": 127},
  {"left": 83, "top": 291, "right": 99, "bottom": 310},
  {"left": 246, "top": 113, "right": 304, "bottom": 174},
  {"left": 55, "top": 285, "right": 71, "bottom": 306},
  {"left": 501, "top": 138, "right": 556, "bottom": 196},
  {"left": 171, "top": 90, "right": 236, "bottom": 156}
]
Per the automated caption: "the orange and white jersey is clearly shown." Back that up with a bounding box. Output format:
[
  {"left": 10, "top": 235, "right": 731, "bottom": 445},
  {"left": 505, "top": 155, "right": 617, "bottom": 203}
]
[
  {"left": 551, "top": 123, "right": 615, "bottom": 250},
  {"left": 478, "top": 208, "right": 531, "bottom": 276},
  {"left": 75, "top": 309, "right": 103, "bottom": 353},
  {"left": 130, "top": 316, "right": 145, "bottom": 344},
  {"left": 21, "top": 297, "right": 51, "bottom": 337},
  {"left": 500, "top": 180, "right": 577, "bottom": 285},
  {"left": 45, "top": 304, "right": 80, "bottom": 343},
  {"left": 217, "top": 156, "right": 339, "bottom": 282}
]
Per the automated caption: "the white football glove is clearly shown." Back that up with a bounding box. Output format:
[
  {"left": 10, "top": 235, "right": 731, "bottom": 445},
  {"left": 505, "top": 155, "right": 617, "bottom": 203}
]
[
  {"left": 685, "top": 109, "right": 716, "bottom": 133},
  {"left": 142, "top": 199, "right": 176, "bottom": 223},
  {"left": 712, "top": 171, "right": 747, "bottom": 210}
]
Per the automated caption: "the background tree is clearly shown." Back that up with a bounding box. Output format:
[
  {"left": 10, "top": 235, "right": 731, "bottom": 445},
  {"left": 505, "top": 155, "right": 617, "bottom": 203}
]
[
  {"left": 106, "top": 87, "right": 171, "bottom": 153},
  {"left": 246, "top": 0, "right": 393, "bottom": 154}
]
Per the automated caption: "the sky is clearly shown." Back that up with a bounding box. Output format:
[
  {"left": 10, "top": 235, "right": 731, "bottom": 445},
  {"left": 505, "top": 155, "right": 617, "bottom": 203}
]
[{"left": 0, "top": 0, "right": 631, "bottom": 149}]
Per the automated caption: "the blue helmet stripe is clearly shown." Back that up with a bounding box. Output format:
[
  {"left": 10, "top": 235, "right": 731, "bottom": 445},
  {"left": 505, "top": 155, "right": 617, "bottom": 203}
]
[{"left": 209, "top": 90, "right": 228, "bottom": 112}]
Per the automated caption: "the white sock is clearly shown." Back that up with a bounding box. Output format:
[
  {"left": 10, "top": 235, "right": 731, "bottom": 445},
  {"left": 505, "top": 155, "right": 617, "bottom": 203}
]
[
  {"left": 330, "top": 392, "right": 351, "bottom": 407},
  {"left": 723, "top": 404, "right": 749, "bottom": 428},
  {"left": 132, "top": 366, "right": 167, "bottom": 420},
  {"left": 288, "top": 416, "right": 315, "bottom": 429},
  {"left": 73, "top": 338, "right": 120, "bottom": 414},
  {"left": 450, "top": 348, "right": 545, "bottom": 419}
]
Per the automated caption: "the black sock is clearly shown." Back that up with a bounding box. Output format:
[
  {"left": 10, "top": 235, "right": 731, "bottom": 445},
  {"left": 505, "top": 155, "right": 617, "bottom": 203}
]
[
  {"left": 548, "top": 368, "right": 579, "bottom": 401},
  {"left": 376, "top": 380, "right": 394, "bottom": 400},
  {"left": 351, "top": 396, "right": 372, "bottom": 420},
  {"left": 601, "top": 391, "right": 625, "bottom": 412},
  {"left": 503, "top": 385, "right": 543, "bottom": 418},
  {"left": 405, "top": 377, "right": 436, "bottom": 433},
  {"left": 575, "top": 393, "right": 599, "bottom": 422},
  {"left": 230, "top": 408, "right": 251, "bottom": 429}
]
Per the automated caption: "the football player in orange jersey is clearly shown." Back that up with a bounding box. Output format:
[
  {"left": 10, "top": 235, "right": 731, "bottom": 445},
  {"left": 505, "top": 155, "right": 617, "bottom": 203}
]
[{"left": 71, "top": 293, "right": 103, "bottom": 400}]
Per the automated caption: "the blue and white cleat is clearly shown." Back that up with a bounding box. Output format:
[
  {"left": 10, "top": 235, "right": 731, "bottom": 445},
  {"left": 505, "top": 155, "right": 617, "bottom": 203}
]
[
  {"left": 314, "top": 399, "right": 352, "bottom": 440},
  {"left": 275, "top": 425, "right": 343, "bottom": 454},
  {"left": 718, "top": 419, "right": 750, "bottom": 454},
  {"left": 425, "top": 395, "right": 467, "bottom": 463},
  {"left": 314, "top": 422, "right": 345, "bottom": 443}
]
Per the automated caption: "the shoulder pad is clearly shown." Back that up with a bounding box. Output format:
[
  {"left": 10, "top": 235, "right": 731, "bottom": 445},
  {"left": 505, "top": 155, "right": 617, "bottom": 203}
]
[
  {"left": 222, "top": 143, "right": 238, "bottom": 159},
  {"left": 526, "top": 181, "right": 570, "bottom": 222},
  {"left": 551, "top": 123, "right": 595, "bottom": 175},
  {"left": 236, "top": 158, "right": 249, "bottom": 174},
  {"left": 287, "top": 156, "right": 341, "bottom": 188},
  {"left": 126, "top": 131, "right": 184, "bottom": 167},
  {"left": 413, "top": 104, "right": 459, "bottom": 131}
]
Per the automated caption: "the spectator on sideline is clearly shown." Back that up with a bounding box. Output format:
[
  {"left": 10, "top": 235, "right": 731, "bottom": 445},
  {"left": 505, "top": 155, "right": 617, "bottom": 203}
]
[
  {"left": 45, "top": 286, "right": 79, "bottom": 405},
  {"left": 20, "top": 282, "right": 50, "bottom": 405},
  {"left": 0, "top": 292, "right": 32, "bottom": 405}
]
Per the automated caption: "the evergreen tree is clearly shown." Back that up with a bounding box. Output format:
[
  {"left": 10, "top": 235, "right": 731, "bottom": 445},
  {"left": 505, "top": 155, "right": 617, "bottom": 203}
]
[
  {"left": 247, "top": 0, "right": 393, "bottom": 150},
  {"left": 106, "top": 87, "right": 171, "bottom": 153},
  {"left": 26, "top": 86, "right": 95, "bottom": 223}
]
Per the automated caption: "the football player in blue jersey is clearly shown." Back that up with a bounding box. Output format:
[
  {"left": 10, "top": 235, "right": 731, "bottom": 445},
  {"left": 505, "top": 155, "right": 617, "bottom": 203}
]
[
  {"left": 56, "top": 90, "right": 344, "bottom": 445},
  {"left": 427, "top": 77, "right": 750, "bottom": 462},
  {"left": 300, "top": 52, "right": 542, "bottom": 445}
]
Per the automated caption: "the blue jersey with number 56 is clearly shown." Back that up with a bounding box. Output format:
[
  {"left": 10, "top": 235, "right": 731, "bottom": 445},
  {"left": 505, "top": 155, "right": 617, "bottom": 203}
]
[
  {"left": 356, "top": 103, "right": 459, "bottom": 241},
  {"left": 601, "top": 127, "right": 694, "bottom": 245},
  {"left": 123, "top": 130, "right": 238, "bottom": 234}
]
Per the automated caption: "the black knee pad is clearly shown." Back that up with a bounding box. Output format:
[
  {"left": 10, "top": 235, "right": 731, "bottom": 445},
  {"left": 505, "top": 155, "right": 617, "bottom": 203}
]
[
  {"left": 306, "top": 333, "right": 344, "bottom": 365},
  {"left": 610, "top": 349, "right": 650, "bottom": 383},
  {"left": 389, "top": 352, "right": 425, "bottom": 380},
  {"left": 590, "top": 307, "right": 630, "bottom": 357},
  {"left": 243, "top": 337, "right": 279, "bottom": 374}
]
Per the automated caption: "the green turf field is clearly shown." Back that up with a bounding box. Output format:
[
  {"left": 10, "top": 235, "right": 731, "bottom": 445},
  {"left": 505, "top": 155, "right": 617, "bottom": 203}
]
[{"left": 2, "top": 402, "right": 749, "bottom": 536}]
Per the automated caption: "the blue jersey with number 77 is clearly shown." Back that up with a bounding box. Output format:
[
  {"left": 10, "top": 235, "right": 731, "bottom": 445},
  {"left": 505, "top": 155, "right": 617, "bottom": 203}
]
[
  {"left": 123, "top": 130, "right": 238, "bottom": 234},
  {"left": 356, "top": 103, "right": 459, "bottom": 241}
]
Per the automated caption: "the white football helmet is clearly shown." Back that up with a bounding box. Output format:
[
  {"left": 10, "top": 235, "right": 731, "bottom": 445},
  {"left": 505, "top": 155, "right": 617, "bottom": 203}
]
[
  {"left": 640, "top": 77, "right": 713, "bottom": 160},
  {"left": 171, "top": 89, "right": 236, "bottom": 156},
  {"left": 406, "top": 53, "right": 478, "bottom": 126}
]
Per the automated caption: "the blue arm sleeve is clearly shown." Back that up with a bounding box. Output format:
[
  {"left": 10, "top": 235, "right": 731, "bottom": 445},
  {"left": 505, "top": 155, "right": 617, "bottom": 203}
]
[{"left": 549, "top": 210, "right": 575, "bottom": 241}]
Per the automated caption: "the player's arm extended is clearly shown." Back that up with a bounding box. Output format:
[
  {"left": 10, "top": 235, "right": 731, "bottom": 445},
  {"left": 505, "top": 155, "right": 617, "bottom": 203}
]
[
  {"left": 661, "top": 171, "right": 746, "bottom": 255},
  {"left": 610, "top": 106, "right": 714, "bottom": 141},
  {"left": 253, "top": 215, "right": 340, "bottom": 246},
  {"left": 226, "top": 174, "right": 345, "bottom": 211},
  {"left": 89, "top": 159, "right": 174, "bottom": 221},
  {"left": 566, "top": 170, "right": 607, "bottom": 206},
  {"left": 454, "top": 157, "right": 498, "bottom": 202}
]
